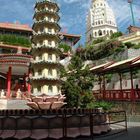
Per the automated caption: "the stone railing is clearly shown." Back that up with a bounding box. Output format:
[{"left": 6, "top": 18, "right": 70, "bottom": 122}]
[{"left": 0, "top": 109, "right": 127, "bottom": 139}]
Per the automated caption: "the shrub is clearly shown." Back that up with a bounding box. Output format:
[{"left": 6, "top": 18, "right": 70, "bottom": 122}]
[{"left": 0, "top": 34, "right": 31, "bottom": 47}]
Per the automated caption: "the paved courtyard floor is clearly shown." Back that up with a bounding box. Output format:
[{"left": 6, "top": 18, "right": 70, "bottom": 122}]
[{"left": 76, "top": 122, "right": 140, "bottom": 140}]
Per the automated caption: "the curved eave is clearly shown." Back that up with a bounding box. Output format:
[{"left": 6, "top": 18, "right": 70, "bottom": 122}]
[
  {"left": 31, "top": 46, "right": 61, "bottom": 54},
  {"left": 31, "top": 62, "right": 62, "bottom": 67},
  {"left": 0, "top": 60, "right": 29, "bottom": 66},
  {"left": 33, "top": 10, "right": 60, "bottom": 21},
  {"left": 0, "top": 54, "right": 32, "bottom": 58},
  {"left": 34, "top": 1, "right": 59, "bottom": 12},
  {"left": 31, "top": 78, "right": 61, "bottom": 83},
  {"left": 32, "top": 33, "right": 61, "bottom": 42},
  {"left": 32, "top": 21, "right": 61, "bottom": 31}
]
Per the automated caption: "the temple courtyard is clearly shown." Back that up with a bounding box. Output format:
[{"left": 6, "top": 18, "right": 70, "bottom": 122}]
[{"left": 77, "top": 122, "right": 140, "bottom": 140}]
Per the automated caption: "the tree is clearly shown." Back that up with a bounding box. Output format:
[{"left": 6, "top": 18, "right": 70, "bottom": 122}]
[
  {"left": 110, "top": 32, "right": 123, "bottom": 39},
  {"left": 58, "top": 43, "right": 71, "bottom": 53},
  {"left": 61, "top": 55, "right": 95, "bottom": 108}
]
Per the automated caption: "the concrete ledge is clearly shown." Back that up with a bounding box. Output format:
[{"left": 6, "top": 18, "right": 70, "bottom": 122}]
[{"left": 0, "top": 99, "right": 30, "bottom": 110}]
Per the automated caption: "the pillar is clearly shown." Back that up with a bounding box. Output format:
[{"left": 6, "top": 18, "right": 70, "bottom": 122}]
[
  {"left": 27, "top": 69, "right": 31, "bottom": 95},
  {"left": 103, "top": 75, "right": 106, "bottom": 99},
  {"left": 23, "top": 73, "right": 26, "bottom": 91},
  {"left": 7, "top": 66, "right": 12, "bottom": 98},
  {"left": 130, "top": 70, "right": 135, "bottom": 101},
  {"left": 119, "top": 73, "right": 123, "bottom": 100},
  {"left": 98, "top": 75, "right": 102, "bottom": 99}
]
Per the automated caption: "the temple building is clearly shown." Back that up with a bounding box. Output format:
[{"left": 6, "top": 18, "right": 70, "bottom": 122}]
[
  {"left": 118, "top": 25, "right": 140, "bottom": 44},
  {"left": 86, "top": 0, "right": 118, "bottom": 44},
  {"left": 0, "top": 22, "right": 32, "bottom": 98},
  {"left": 31, "top": 0, "right": 61, "bottom": 96}
]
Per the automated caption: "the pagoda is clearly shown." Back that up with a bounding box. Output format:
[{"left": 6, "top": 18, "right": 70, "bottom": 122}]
[
  {"left": 86, "top": 0, "right": 118, "bottom": 44},
  {"left": 31, "top": 0, "right": 61, "bottom": 97}
]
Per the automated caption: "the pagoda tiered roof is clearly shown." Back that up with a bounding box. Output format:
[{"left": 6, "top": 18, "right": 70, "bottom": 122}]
[{"left": 35, "top": 0, "right": 59, "bottom": 11}]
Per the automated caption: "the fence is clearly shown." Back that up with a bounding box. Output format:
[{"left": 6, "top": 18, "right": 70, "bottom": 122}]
[
  {"left": 0, "top": 109, "right": 127, "bottom": 139},
  {"left": 93, "top": 89, "right": 140, "bottom": 101}
]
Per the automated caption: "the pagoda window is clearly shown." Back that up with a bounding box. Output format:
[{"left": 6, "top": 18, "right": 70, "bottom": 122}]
[
  {"left": 98, "top": 30, "right": 102, "bottom": 36},
  {"left": 38, "top": 69, "right": 42, "bottom": 76},
  {"left": 48, "top": 69, "right": 52, "bottom": 76},
  {"left": 48, "top": 85, "right": 53, "bottom": 93},
  {"left": 95, "top": 32, "right": 97, "bottom": 37},
  {"left": 48, "top": 54, "right": 52, "bottom": 61},
  {"left": 48, "top": 40, "right": 52, "bottom": 45},
  {"left": 48, "top": 28, "right": 52, "bottom": 33},
  {"left": 48, "top": 17, "right": 51, "bottom": 21},
  {"left": 107, "top": 30, "right": 109, "bottom": 35},
  {"left": 90, "top": 34, "right": 92, "bottom": 40},
  {"left": 110, "top": 30, "right": 113, "bottom": 34}
]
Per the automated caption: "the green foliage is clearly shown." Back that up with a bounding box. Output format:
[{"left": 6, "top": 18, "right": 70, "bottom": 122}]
[
  {"left": 58, "top": 43, "right": 71, "bottom": 53},
  {"left": 110, "top": 32, "right": 123, "bottom": 39},
  {"left": 124, "top": 42, "right": 134, "bottom": 49},
  {"left": 92, "top": 37, "right": 105, "bottom": 44},
  {"left": 62, "top": 55, "right": 95, "bottom": 108},
  {"left": 93, "top": 101, "right": 114, "bottom": 111},
  {"left": 0, "top": 34, "right": 31, "bottom": 47},
  {"left": 76, "top": 39, "right": 124, "bottom": 61},
  {"left": 124, "top": 42, "right": 140, "bottom": 49},
  {"left": 132, "top": 43, "right": 140, "bottom": 49}
]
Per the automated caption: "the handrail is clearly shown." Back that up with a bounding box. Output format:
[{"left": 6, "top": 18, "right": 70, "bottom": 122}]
[{"left": 93, "top": 89, "right": 140, "bottom": 101}]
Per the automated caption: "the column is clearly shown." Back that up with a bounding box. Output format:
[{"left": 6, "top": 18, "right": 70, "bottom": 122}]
[
  {"left": 27, "top": 69, "right": 31, "bottom": 95},
  {"left": 23, "top": 73, "right": 26, "bottom": 91},
  {"left": 130, "top": 70, "right": 134, "bottom": 101},
  {"left": 7, "top": 66, "right": 12, "bottom": 98},
  {"left": 119, "top": 73, "right": 123, "bottom": 100},
  {"left": 99, "top": 75, "right": 102, "bottom": 99},
  {"left": 103, "top": 75, "right": 106, "bottom": 99}
]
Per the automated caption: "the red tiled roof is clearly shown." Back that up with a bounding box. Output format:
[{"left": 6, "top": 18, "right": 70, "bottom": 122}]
[
  {"left": 0, "top": 22, "right": 32, "bottom": 32},
  {"left": 59, "top": 32, "right": 81, "bottom": 38},
  {"left": 59, "top": 32, "right": 81, "bottom": 45},
  {"left": 128, "top": 25, "right": 140, "bottom": 33}
]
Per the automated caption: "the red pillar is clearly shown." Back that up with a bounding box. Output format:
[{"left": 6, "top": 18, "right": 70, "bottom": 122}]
[
  {"left": 119, "top": 73, "right": 123, "bottom": 100},
  {"left": 27, "top": 69, "right": 31, "bottom": 95},
  {"left": 7, "top": 67, "right": 12, "bottom": 98},
  {"left": 130, "top": 70, "right": 135, "bottom": 101}
]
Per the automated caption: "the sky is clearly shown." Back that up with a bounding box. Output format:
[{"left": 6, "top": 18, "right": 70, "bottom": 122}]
[{"left": 0, "top": 0, "right": 140, "bottom": 46}]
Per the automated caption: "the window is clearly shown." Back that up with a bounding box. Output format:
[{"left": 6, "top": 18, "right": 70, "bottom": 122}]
[
  {"left": 48, "top": 28, "right": 52, "bottom": 33},
  {"left": 107, "top": 30, "right": 109, "bottom": 35},
  {"left": 98, "top": 30, "right": 102, "bottom": 36},
  {"left": 90, "top": 34, "right": 92, "bottom": 40},
  {"left": 48, "top": 17, "right": 51, "bottom": 21},
  {"left": 48, "top": 69, "right": 52, "bottom": 76},
  {"left": 48, "top": 85, "right": 53, "bottom": 93},
  {"left": 38, "top": 69, "right": 42, "bottom": 75},
  {"left": 95, "top": 32, "right": 97, "bottom": 37},
  {"left": 98, "top": 21, "right": 100, "bottom": 25},
  {"left": 48, "top": 40, "right": 52, "bottom": 45},
  {"left": 48, "top": 54, "right": 52, "bottom": 61},
  {"left": 110, "top": 30, "right": 113, "bottom": 34}
]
